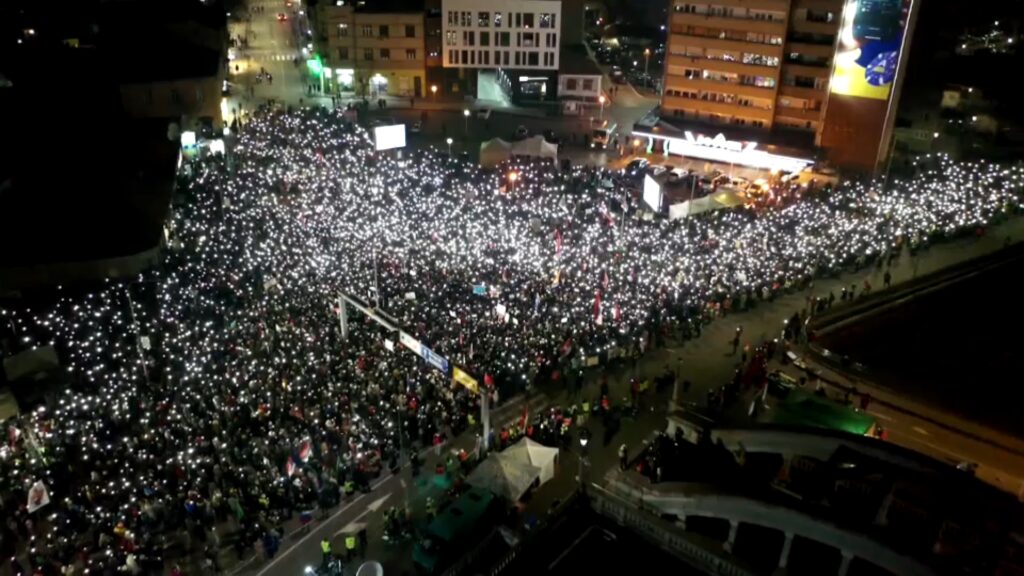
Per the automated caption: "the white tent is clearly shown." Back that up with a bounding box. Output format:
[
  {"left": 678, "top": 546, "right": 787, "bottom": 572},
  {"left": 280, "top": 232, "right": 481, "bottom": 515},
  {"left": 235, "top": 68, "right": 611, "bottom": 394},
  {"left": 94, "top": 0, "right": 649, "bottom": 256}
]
[
  {"left": 468, "top": 452, "right": 540, "bottom": 501},
  {"left": 479, "top": 138, "right": 512, "bottom": 168},
  {"left": 504, "top": 438, "right": 559, "bottom": 484},
  {"left": 467, "top": 438, "right": 559, "bottom": 500},
  {"left": 511, "top": 135, "right": 558, "bottom": 161}
]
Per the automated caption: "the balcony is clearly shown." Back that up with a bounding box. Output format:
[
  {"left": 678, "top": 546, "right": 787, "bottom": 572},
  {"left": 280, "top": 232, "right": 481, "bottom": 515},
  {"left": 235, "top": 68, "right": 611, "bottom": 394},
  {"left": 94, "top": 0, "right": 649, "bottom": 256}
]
[
  {"left": 782, "top": 62, "right": 829, "bottom": 78},
  {"left": 670, "top": 33, "right": 784, "bottom": 59},
  {"left": 785, "top": 40, "right": 834, "bottom": 59},
  {"left": 663, "top": 95, "right": 775, "bottom": 122},
  {"left": 774, "top": 106, "right": 822, "bottom": 122},
  {"left": 671, "top": 11, "right": 786, "bottom": 35},
  {"left": 788, "top": 17, "right": 838, "bottom": 36},
  {"left": 702, "top": 0, "right": 790, "bottom": 11},
  {"left": 778, "top": 83, "right": 824, "bottom": 99},
  {"left": 667, "top": 53, "right": 780, "bottom": 78},
  {"left": 664, "top": 74, "right": 778, "bottom": 98}
]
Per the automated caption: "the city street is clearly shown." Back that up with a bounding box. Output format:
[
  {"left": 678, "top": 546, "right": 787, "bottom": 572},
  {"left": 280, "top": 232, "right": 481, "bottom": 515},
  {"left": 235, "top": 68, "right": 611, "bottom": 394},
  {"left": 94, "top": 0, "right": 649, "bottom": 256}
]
[{"left": 234, "top": 215, "right": 1024, "bottom": 576}]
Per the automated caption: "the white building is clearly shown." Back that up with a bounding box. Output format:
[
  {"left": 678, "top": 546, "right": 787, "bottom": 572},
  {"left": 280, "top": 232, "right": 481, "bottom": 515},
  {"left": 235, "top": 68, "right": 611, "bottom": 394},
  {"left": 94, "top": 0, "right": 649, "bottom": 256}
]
[{"left": 441, "top": 0, "right": 561, "bottom": 70}]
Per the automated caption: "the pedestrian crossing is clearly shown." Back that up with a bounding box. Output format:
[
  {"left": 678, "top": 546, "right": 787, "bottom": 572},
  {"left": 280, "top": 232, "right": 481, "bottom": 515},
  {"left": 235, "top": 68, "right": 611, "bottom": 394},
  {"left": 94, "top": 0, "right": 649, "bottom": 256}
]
[{"left": 248, "top": 53, "right": 296, "bottom": 62}]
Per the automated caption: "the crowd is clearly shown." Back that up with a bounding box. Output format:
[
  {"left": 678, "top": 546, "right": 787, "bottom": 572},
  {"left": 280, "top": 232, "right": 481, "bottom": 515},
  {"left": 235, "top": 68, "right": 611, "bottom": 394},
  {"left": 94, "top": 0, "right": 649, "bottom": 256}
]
[{"left": 1, "top": 105, "right": 1022, "bottom": 575}]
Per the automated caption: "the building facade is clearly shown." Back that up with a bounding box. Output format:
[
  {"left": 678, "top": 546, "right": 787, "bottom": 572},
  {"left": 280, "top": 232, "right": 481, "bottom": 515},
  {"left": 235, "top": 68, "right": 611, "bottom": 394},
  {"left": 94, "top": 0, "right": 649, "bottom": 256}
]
[
  {"left": 440, "top": 0, "right": 562, "bottom": 99},
  {"left": 661, "top": 0, "right": 918, "bottom": 172},
  {"left": 314, "top": 4, "right": 426, "bottom": 98},
  {"left": 663, "top": 0, "right": 840, "bottom": 137}
]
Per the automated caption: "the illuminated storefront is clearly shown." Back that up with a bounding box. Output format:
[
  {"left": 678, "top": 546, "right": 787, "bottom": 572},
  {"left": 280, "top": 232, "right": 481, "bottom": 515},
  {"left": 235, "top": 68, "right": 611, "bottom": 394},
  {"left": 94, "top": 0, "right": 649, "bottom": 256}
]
[{"left": 633, "top": 130, "right": 814, "bottom": 174}]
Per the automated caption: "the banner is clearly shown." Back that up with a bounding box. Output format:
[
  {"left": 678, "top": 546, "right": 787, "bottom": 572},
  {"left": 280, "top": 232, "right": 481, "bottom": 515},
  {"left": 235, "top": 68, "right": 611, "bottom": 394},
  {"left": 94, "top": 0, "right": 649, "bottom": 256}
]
[
  {"left": 422, "top": 346, "right": 449, "bottom": 374},
  {"left": 399, "top": 331, "right": 422, "bottom": 357},
  {"left": 452, "top": 366, "right": 480, "bottom": 394}
]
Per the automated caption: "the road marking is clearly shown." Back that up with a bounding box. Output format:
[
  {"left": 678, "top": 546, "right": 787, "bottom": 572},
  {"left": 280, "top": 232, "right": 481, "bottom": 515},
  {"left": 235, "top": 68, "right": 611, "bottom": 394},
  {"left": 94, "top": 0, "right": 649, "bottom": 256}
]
[
  {"left": 246, "top": 473, "right": 392, "bottom": 576},
  {"left": 912, "top": 426, "right": 930, "bottom": 436},
  {"left": 870, "top": 411, "right": 894, "bottom": 422},
  {"left": 334, "top": 493, "right": 391, "bottom": 536}
]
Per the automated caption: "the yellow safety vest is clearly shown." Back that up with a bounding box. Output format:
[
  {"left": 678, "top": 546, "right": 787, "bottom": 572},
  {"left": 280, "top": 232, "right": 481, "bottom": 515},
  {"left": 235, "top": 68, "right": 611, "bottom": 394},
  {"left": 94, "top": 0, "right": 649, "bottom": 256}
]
[
  {"left": 345, "top": 536, "right": 357, "bottom": 550},
  {"left": 581, "top": 402, "right": 590, "bottom": 414},
  {"left": 321, "top": 540, "right": 331, "bottom": 554},
  {"left": 468, "top": 413, "right": 476, "bottom": 425}
]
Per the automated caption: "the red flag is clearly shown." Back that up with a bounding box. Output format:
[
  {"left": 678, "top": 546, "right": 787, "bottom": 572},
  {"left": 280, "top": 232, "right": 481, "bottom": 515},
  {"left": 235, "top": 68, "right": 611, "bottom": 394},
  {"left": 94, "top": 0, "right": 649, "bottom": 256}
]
[
  {"left": 520, "top": 404, "right": 529, "bottom": 429},
  {"left": 298, "top": 440, "right": 312, "bottom": 462},
  {"left": 602, "top": 270, "right": 609, "bottom": 290},
  {"left": 614, "top": 303, "right": 622, "bottom": 322},
  {"left": 593, "top": 290, "right": 602, "bottom": 323},
  {"left": 554, "top": 229, "right": 562, "bottom": 254},
  {"left": 285, "top": 457, "right": 296, "bottom": 477},
  {"left": 484, "top": 373, "right": 495, "bottom": 388}
]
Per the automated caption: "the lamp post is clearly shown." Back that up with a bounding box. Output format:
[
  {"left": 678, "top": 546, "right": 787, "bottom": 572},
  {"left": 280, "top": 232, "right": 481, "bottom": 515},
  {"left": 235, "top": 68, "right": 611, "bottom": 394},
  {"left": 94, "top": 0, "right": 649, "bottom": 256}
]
[
  {"left": 508, "top": 171, "right": 518, "bottom": 193},
  {"left": 463, "top": 108, "right": 470, "bottom": 135},
  {"left": 578, "top": 428, "right": 591, "bottom": 492},
  {"left": 446, "top": 137, "right": 453, "bottom": 156},
  {"left": 598, "top": 94, "right": 606, "bottom": 120},
  {"left": 643, "top": 48, "right": 651, "bottom": 87},
  {"left": 431, "top": 84, "right": 438, "bottom": 101}
]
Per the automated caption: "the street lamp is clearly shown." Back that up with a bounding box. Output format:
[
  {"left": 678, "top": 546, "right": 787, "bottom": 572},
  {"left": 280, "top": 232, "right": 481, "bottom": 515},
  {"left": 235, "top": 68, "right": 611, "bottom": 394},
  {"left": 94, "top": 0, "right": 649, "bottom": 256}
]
[
  {"left": 463, "top": 108, "right": 470, "bottom": 134},
  {"left": 643, "top": 48, "right": 651, "bottom": 86},
  {"left": 598, "top": 94, "right": 606, "bottom": 120},
  {"left": 446, "top": 137, "right": 453, "bottom": 156},
  {"left": 507, "top": 171, "right": 518, "bottom": 193},
  {"left": 431, "top": 84, "right": 438, "bottom": 101},
  {"left": 578, "top": 428, "right": 591, "bottom": 492}
]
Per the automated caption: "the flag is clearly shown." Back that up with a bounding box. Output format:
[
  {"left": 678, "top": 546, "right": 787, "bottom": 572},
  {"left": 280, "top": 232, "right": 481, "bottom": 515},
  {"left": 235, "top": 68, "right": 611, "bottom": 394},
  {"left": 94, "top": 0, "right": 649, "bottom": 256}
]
[
  {"left": 484, "top": 373, "right": 495, "bottom": 388},
  {"left": 614, "top": 303, "right": 621, "bottom": 322},
  {"left": 602, "top": 270, "right": 609, "bottom": 290},
  {"left": 593, "top": 290, "right": 602, "bottom": 322},
  {"left": 27, "top": 481, "right": 50, "bottom": 513},
  {"left": 298, "top": 440, "right": 312, "bottom": 462},
  {"left": 520, "top": 404, "right": 529, "bottom": 429},
  {"left": 560, "top": 337, "right": 573, "bottom": 357},
  {"left": 285, "top": 456, "right": 296, "bottom": 477},
  {"left": 554, "top": 229, "right": 562, "bottom": 254},
  {"left": 8, "top": 426, "right": 20, "bottom": 448}
]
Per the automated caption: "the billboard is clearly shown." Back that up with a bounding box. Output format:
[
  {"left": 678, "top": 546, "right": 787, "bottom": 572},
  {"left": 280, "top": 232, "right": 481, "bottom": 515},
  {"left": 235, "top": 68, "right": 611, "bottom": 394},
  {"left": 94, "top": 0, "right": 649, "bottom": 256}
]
[
  {"left": 830, "top": 0, "right": 912, "bottom": 100},
  {"left": 643, "top": 174, "right": 662, "bottom": 212},
  {"left": 373, "top": 124, "right": 406, "bottom": 151}
]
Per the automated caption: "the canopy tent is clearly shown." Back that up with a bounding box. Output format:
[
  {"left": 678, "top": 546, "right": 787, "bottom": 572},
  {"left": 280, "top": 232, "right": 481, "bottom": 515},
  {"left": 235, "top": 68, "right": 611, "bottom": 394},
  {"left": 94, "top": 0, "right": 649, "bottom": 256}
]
[
  {"left": 511, "top": 135, "right": 558, "bottom": 161},
  {"left": 479, "top": 138, "right": 512, "bottom": 168},
  {"left": 503, "top": 438, "right": 559, "bottom": 484},
  {"left": 467, "top": 438, "right": 559, "bottom": 500},
  {"left": 668, "top": 187, "right": 746, "bottom": 220}
]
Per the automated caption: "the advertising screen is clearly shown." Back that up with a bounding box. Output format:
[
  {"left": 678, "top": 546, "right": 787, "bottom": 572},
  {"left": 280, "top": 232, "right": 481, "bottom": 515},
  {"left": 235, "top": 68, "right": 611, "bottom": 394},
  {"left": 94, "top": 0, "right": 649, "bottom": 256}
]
[
  {"left": 643, "top": 174, "right": 662, "bottom": 212},
  {"left": 830, "top": 0, "right": 912, "bottom": 100},
  {"left": 373, "top": 124, "right": 407, "bottom": 151}
]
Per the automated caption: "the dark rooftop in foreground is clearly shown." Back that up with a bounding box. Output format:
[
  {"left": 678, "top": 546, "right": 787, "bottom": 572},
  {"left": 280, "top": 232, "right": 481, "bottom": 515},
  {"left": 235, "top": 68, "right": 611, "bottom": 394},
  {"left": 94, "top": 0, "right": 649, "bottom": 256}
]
[
  {"left": 559, "top": 44, "right": 603, "bottom": 76},
  {"left": 0, "top": 48, "right": 178, "bottom": 269}
]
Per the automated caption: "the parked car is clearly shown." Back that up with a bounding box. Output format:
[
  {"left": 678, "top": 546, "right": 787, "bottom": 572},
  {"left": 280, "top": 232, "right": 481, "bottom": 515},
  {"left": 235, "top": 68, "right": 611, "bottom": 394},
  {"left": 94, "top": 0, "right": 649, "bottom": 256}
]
[
  {"left": 667, "top": 167, "right": 689, "bottom": 182},
  {"left": 647, "top": 164, "right": 668, "bottom": 177},
  {"left": 625, "top": 158, "right": 649, "bottom": 177},
  {"left": 513, "top": 125, "right": 529, "bottom": 139},
  {"left": 476, "top": 108, "right": 492, "bottom": 120}
]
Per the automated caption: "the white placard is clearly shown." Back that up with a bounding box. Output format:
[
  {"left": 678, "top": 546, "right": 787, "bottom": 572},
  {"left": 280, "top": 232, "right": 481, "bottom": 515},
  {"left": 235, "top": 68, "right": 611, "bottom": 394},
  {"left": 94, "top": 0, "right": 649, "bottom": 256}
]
[
  {"left": 643, "top": 174, "right": 662, "bottom": 211},
  {"left": 373, "top": 124, "right": 407, "bottom": 151}
]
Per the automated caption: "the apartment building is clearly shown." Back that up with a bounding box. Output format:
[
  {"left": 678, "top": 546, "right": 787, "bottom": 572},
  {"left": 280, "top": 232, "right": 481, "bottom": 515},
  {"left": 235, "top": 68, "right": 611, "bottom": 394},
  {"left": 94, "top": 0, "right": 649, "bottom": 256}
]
[
  {"left": 314, "top": 2, "right": 426, "bottom": 98},
  {"left": 440, "top": 0, "right": 562, "bottom": 101},
  {"left": 663, "top": 0, "right": 841, "bottom": 138}
]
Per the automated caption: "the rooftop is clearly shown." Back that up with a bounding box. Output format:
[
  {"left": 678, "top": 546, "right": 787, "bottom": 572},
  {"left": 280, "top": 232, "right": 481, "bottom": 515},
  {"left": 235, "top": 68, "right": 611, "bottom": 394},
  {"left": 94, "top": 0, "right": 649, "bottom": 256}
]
[{"left": 559, "top": 44, "right": 603, "bottom": 76}]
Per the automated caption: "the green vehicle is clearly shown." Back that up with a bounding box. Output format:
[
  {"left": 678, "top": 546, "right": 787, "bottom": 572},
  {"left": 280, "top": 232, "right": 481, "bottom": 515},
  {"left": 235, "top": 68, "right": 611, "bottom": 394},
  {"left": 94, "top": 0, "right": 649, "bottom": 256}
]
[{"left": 413, "top": 487, "right": 499, "bottom": 574}]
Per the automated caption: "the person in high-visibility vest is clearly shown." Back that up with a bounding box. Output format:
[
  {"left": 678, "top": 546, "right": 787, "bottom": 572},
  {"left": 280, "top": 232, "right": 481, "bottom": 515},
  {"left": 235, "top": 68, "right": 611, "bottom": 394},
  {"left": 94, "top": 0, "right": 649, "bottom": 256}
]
[
  {"left": 320, "top": 538, "right": 332, "bottom": 564},
  {"left": 344, "top": 480, "right": 355, "bottom": 497},
  {"left": 345, "top": 534, "right": 357, "bottom": 560}
]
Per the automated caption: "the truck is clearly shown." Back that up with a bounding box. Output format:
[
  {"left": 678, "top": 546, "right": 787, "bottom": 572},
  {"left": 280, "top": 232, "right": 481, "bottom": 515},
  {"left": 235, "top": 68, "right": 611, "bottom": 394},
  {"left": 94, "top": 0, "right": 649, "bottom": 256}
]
[{"left": 590, "top": 119, "right": 617, "bottom": 150}]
